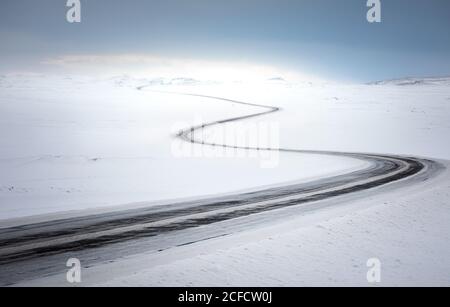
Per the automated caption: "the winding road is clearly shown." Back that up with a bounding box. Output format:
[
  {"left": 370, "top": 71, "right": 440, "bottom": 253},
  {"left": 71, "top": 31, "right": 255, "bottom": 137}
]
[{"left": 0, "top": 88, "right": 443, "bottom": 286}]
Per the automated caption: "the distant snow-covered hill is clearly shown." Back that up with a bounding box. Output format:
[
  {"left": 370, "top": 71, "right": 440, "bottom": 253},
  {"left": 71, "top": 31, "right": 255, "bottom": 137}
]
[{"left": 369, "top": 76, "right": 450, "bottom": 86}]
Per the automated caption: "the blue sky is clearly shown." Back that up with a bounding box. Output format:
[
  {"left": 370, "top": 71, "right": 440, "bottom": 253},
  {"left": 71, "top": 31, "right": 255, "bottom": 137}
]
[{"left": 1, "top": 0, "right": 450, "bottom": 82}]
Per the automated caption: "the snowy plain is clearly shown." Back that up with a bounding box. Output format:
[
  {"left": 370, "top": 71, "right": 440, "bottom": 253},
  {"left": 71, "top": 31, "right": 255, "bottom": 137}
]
[
  {"left": 1, "top": 74, "right": 450, "bottom": 286},
  {"left": 0, "top": 75, "right": 364, "bottom": 221},
  {"left": 23, "top": 160, "right": 450, "bottom": 287}
]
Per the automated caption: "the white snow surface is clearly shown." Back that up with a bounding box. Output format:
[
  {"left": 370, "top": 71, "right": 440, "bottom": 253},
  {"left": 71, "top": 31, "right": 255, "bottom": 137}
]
[
  {"left": 21, "top": 159, "right": 450, "bottom": 287},
  {"left": 0, "top": 74, "right": 363, "bottom": 221},
  {"left": 2, "top": 74, "right": 450, "bottom": 286}
]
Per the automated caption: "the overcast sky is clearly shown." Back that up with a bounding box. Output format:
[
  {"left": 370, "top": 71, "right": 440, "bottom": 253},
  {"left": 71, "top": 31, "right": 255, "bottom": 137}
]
[{"left": 1, "top": 0, "right": 450, "bottom": 82}]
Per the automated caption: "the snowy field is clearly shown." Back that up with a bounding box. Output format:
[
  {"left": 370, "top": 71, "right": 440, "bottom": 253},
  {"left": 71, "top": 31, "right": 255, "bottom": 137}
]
[
  {"left": 0, "top": 75, "right": 363, "bottom": 221},
  {"left": 1, "top": 74, "right": 450, "bottom": 286},
  {"left": 22, "top": 160, "right": 450, "bottom": 287}
]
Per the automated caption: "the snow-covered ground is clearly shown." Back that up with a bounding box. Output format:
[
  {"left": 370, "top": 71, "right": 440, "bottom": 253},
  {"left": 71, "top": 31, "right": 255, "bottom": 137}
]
[
  {"left": 20, "top": 159, "right": 450, "bottom": 287},
  {"left": 0, "top": 75, "right": 363, "bottom": 221},
  {"left": 1, "top": 74, "right": 450, "bottom": 286}
]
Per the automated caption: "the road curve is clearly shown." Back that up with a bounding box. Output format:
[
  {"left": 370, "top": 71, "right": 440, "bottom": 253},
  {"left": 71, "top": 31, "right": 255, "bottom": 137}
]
[{"left": 0, "top": 88, "right": 444, "bottom": 286}]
